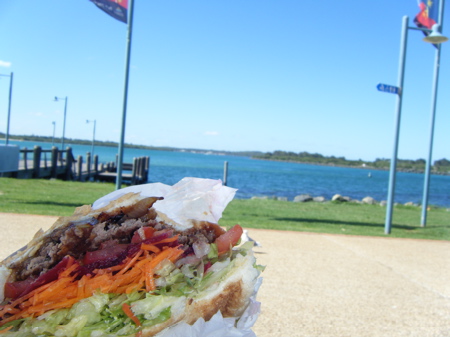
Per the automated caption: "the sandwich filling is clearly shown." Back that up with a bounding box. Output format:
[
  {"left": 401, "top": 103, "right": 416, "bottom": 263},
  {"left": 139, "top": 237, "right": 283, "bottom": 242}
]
[{"left": 0, "top": 197, "right": 259, "bottom": 336}]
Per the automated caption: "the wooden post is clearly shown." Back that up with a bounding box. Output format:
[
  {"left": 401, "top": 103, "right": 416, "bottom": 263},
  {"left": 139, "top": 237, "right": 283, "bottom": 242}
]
[
  {"left": 43, "top": 152, "right": 48, "bottom": 169},
  {"left": 138, "top": 157, "right": 144, "bottom": 184},
  {"left": 139, "top": 157, "right": 145, "bottom": 183},
  {"left": 77, "top": 155, "right": 83, "bottom": 181},
  {"left": 86, "top": 152, "right": 91, "bottom": 180},
  {"left": 32, "top": 146, "right": 42, "bottom": 178},
  {"left": 223, "top": 161, "right": 228, "bottom": 186},
  {"left": 65, "top": 147, "right": 74, "bottom": 180},
  {"left": 145, "top": 156, "right": 150, "bottom": 182},
  {"left": 51, "top": 146, "right": 58, "bottom": 178},
  {"left": 140, "top": 157, "right": 145, "bottom": 183},
  {"left": 23, "top": 147, "right": 28, "bottom": 171},
  {"left": 94, "top": 155, "right": 99, "bottom": 178},
  {"left": 131, "top": 157, "right": 138, "bottom": 185}
]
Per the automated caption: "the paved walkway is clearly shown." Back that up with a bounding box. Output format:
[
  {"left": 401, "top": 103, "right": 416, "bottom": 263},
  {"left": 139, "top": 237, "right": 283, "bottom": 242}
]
[{"left": 1, "top": 213, "right": 449, "bottom": 336}]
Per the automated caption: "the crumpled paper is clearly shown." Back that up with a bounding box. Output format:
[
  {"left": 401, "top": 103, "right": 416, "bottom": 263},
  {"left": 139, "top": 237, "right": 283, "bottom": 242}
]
[
  {"left": 92, "top": 177, "right": 262, "bottom": 336},
  {"left": 92, "top": 177, "right": 237, "bottom": 229},
  {"left": 92, "top": 182, "right": 172, "bottom": 210}
]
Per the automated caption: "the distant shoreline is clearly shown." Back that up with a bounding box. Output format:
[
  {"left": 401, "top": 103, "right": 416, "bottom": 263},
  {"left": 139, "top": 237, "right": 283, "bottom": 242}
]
[
  {"left": 3, "top": 135, "right": 449, "bottom": 176},
  {"left": 252, "top": 157, "right": 450, "bottom": 176}
]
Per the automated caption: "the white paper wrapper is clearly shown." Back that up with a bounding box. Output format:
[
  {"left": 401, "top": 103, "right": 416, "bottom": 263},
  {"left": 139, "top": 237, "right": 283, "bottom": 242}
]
[
  {"left": 92, "top": 177, "right": 262, "bottom": 336},
  {"left": 93, "top": 177, "right": 237, "bottom": 230},
  {"left": 92, "top": 182, "right": 172, "bottom": 210}
]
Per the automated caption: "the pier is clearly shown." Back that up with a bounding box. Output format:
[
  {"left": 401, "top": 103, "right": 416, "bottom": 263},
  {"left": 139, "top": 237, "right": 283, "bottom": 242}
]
[
  {"left": 97, "top": 155, "right": 149, "bottom": 185},
  {"left": 0, "top": 146, "right": 149, "bottom": 185}
]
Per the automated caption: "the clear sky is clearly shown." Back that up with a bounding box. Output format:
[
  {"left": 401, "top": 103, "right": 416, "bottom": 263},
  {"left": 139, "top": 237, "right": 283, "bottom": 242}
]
[{"left": 1, "top": 0, "right": 449, "bottom": 161}]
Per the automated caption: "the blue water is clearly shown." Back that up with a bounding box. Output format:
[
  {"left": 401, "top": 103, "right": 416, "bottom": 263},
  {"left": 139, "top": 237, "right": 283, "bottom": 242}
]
[{"left": 8, "top": 140, "right": 450, "bottom": 207}]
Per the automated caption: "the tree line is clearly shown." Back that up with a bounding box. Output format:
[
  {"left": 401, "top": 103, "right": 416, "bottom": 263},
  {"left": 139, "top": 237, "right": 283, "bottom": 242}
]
[
  {"left": 3, "top": 133, "right": 448, "bottom": 174},
  {"left": 253, "top": 151, "right": 450, "bottom": 174}
]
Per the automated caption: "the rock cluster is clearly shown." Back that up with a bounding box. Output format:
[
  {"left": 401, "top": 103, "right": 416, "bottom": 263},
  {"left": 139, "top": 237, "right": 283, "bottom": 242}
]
[{"left": 251, "top": 194, "right": 422, "bottom": 207}]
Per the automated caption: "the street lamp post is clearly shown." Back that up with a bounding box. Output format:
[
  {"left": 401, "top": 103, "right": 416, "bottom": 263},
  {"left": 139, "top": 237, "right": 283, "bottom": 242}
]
[
  {"left": 420, "top": 3, "right": 447, "bottom": 227},
  {"left": 384, "top": 9, "right": 447, "bottom": 234},
  {"left": 385, "top": 16, "right": 409, "bottom": 235},
  {"left": 116, "top": 0, "right": 136, "bottom": 190},
  {"left": 54, "top": 96, "right": 68, "bottom": 150},
  {"left": 52, "top": 121, "right": 56, "bottom": 146},
  {"left": 0, "top": 72, "right": 13, "bottom": 145},
  {"left": 86, "top": 120, "right": 96, "bottom": 158}
]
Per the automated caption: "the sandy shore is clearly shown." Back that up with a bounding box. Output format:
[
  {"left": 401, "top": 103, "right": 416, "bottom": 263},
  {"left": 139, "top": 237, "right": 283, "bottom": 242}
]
[{"left": 1, "top": 213, "right": 449, "bottom": 336}]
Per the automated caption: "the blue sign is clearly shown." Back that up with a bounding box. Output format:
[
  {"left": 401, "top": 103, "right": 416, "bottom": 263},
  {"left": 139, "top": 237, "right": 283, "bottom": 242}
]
[{"left": 377, "top": 83, "right": 400, "bottom": 94}]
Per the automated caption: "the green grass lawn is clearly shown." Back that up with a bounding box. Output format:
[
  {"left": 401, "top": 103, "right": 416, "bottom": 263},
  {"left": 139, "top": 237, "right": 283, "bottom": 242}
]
[
  {"left": 220, "top": 199, "right": 450, "bottom": 240},
  {"left": 1, "top": 178, "right": 449, "bottom": 240},
  {"left": 0, "top": 178, "right": 116, "bottom": 216}
]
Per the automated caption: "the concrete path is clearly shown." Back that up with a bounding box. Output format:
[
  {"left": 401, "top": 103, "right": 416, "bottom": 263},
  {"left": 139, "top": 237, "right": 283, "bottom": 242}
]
[{"left": 1, "top": 213, "right": 449, "bottom": 336}]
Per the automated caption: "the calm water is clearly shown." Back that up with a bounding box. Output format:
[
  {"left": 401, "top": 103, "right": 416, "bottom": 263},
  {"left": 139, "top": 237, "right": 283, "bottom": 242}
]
[{"left": 8, "top": 140, "right": 450, "bottom": 207}]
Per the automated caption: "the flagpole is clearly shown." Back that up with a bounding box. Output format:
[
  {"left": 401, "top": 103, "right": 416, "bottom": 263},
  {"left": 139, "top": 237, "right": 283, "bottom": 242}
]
[
  {"left": 420, "top": 0, "right": 445, "bottom": 226},
  {"left": 116, "top": 0, "right": 135, "bottom": 190}
]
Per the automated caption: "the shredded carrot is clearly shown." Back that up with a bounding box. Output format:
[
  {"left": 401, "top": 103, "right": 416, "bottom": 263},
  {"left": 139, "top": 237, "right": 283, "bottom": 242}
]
[
  {"left": 0, "top": 245, "right": 184, "bottom": 326},
  {"left": 59, "top": 263, "right": 79, "bottom": 279},
  {"left": 140, "top": 244, "right": 161, "bottom": 254},
  {"left": 148, "top": 245, "right": 184, "bottom": 270},
  {"left": 94, "top": 259, "right": 132, "bottom": 274},
  {"left": 122, "top": 303, "right": 141, "bottom": 327},
  {"left": 145, "top": 264, "right": 155, "bottom": 292},
  {"left": 77, "top": 275, "right": 88, "bottom": 299},
  {"left": 117, "top": 250, "right": 144, "bottom": 276}
]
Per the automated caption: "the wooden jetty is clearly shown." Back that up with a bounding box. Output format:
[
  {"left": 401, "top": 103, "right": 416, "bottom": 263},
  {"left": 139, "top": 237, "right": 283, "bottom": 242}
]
[
  {"left": 0, "top": 146, "right": 149, "bottom": 185},
  {"left": 97, "top": 155, "right": 149, "bottom": 185}
]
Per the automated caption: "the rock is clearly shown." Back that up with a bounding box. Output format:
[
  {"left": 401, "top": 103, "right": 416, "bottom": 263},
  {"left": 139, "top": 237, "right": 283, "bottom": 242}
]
[
  {"left": 313, "top": 196, "right": 326, "bottom": 202},
  {"left": 294, "top": 194, "right": 313, "bottom": 202},
  {"left": 332, "top": 194, "right": 349, "bottom": 202},
  {"left": 362, "top": 196, "right": 377, "bottom": 205},
  {"left": 277, "top": 196, "right": 288, "bottom": 202},
  {"left": 379, "top": 200, "right": 387, "bottom": 207},
  {"left": 404, "top": 201, "right": 418, "bottom": 207},
  {"left": 332, "top": 194, "right": 342, "bottom": 201},
  {"left": 251, "top": 196, "right": 269, "bottom": 200}
]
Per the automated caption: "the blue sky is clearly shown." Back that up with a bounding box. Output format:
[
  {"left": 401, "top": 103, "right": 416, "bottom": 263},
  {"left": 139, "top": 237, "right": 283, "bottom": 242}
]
[{"left": 1, "top": 0, "right": 449, "bottom": 161}]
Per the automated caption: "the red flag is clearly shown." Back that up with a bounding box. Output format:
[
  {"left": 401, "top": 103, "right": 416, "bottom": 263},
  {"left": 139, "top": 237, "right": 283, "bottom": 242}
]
[
  {"left": 414, "top": 0, "right": 438, "bottom": 30},
  {"left": 90, "top": 0, "right": 128, "bottom": 23}
]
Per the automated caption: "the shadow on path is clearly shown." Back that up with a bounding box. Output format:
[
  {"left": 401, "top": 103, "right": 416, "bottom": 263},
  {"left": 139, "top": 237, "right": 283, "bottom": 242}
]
[
  {"left": 272, "top": 217, "right": 417, "bottom": 230},
  {"left": 22, "top": 201, "right": 82, "bottom": 208}
]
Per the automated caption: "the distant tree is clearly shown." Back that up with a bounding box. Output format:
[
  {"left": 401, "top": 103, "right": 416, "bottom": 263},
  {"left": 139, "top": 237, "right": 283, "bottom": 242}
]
[{"left": 434, "top": 158, "right": 450, "bottom": 167}]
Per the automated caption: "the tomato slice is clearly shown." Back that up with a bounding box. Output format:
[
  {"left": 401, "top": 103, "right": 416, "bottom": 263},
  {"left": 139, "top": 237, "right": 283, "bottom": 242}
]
[
  {"left": 131, "top": 227, "right": 156, "bottom": 243},
  {"left": 214, "top": 224, "right": 243, "bottom": 255},
  {"left": 4, "top": 256, "right": 77, "bottom": 300}
]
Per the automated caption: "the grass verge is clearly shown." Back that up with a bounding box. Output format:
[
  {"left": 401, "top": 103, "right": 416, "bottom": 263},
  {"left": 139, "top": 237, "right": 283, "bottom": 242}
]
[
  {"left": 0, "top": 178, "right": 449, "bottom": 240},
  {"left": 0, "top": 178, "right": 116, "bottom": 216},
  {"left": 220, "top": 199, "right": 449, "bottom": 240}
]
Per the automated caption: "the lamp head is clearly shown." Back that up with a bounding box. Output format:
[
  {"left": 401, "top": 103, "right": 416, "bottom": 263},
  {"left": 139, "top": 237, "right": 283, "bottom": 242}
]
[{"left": 423, "top": 24, "right": 449, "bottom": 44}]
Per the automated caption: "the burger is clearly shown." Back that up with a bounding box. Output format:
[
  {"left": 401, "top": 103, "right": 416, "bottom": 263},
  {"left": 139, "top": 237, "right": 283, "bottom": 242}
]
[{"left": 0, "top": 178, "right": 263, "bottom": 336}]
